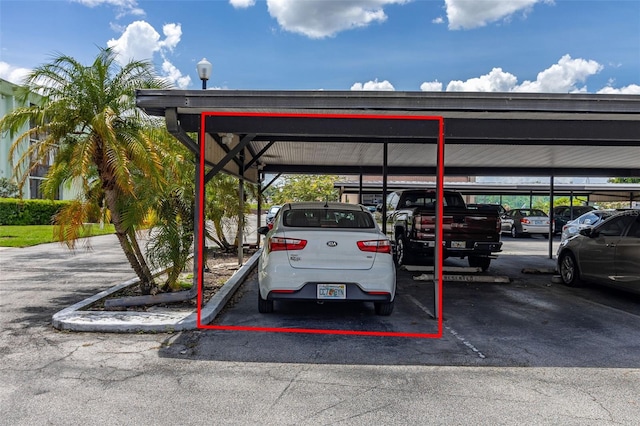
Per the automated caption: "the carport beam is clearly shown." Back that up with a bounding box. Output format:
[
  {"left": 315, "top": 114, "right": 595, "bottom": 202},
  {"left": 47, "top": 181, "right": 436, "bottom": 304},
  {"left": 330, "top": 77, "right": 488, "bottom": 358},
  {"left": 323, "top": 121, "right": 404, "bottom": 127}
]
[{"left": 549, "top": 176, "right": 554, "bottom": 259}]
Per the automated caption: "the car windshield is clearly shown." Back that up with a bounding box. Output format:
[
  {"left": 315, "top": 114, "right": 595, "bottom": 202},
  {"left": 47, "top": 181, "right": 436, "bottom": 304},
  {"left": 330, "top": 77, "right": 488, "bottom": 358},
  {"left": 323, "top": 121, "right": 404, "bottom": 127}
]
[
  {"left": 283, "top": 209, "right": 375, "bottom": 228},
  {"left": 579, "top": 211, "right": 609, "bottom": 224}
]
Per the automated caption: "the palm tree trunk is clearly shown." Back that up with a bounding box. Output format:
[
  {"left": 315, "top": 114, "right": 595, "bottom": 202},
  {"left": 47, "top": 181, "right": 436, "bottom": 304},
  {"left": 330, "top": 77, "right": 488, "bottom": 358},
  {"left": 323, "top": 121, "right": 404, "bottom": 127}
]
[{"left": 105, "top": 187, "right": 156, "bottom": 294}]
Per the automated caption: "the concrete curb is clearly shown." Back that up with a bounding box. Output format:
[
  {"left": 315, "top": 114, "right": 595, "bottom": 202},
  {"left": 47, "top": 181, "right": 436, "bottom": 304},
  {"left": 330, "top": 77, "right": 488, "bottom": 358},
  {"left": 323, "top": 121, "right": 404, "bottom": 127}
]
[{"left": 52, "top": 250, "right": 261, "bottom": 333}]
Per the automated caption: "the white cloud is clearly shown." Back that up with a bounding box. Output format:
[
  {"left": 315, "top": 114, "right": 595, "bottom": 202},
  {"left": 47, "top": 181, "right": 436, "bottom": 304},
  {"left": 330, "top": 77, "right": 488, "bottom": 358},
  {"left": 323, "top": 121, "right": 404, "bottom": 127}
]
[
  {"left": 420, "top": 81, "right": 443, "bottom": 91},
  {"left": 513, "top": 54, "right": 602, "bottom": 93},
  {"left": 229, "top": 0, "right": 256, "bottom": 8},
  {"left": 0, "top": 62, "right": 31, "bottom": 85},
  {"left": 597, "top": 84, "right": 640, "bottom": 95},
  {"left": 72, "top": 0, "right": 144, "bottom": 17},
  {"left": 107, "top": 21, "right": 188, "bottom": 88},
  {"left": 159, "top": 23, "right": 182, "bottom": 52},
  {"left": 445, "top": 0, "right": 552, "bottom": 30},
  {"left": 107, "top": 20, "right": 162, "bottom": 63},
  {"left": 266, "top": 0, "right": 409, "bottom": 39},
  {"left": 351, "top": 79, "right": 395, "bottom": 91},
  {"left": 446, "top": 67, "right": 518, "bottom": 91},
  {"left": 161, "top": 60, "right": 191, "bottom": 89},
  {"left": 432, "top": 16, "right": 445, "bottom": 24},
  {"left": 421, "top": 55, "right": 604, "bottom": 93}
]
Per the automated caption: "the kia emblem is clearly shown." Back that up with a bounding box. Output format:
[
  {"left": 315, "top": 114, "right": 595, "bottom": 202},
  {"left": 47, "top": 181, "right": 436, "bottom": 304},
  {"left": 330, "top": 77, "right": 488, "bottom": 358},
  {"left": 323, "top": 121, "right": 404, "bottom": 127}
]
[{"left": 326, "top": 241, "right": 338, "bottom": 247}]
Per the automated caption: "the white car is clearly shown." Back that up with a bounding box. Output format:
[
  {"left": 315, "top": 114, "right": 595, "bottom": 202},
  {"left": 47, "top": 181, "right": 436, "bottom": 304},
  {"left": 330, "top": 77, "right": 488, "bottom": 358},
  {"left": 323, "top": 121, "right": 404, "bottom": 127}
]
[
  {"left": 560, "top": 209, "right": 618, "bottom": 243},
  {"left": 257, "top": 202, "right": 396, "bottom": 315}
]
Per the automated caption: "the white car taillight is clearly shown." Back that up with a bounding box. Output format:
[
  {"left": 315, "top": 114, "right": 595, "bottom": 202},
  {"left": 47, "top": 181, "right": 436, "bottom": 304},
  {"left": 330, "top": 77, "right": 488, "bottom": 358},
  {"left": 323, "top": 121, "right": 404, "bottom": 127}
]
[
  {"left": 357, "top": 239, "right": 392, "bottom": 254},
  {"left": 269, "top": 237, "right": 307, "bottom": 252}
]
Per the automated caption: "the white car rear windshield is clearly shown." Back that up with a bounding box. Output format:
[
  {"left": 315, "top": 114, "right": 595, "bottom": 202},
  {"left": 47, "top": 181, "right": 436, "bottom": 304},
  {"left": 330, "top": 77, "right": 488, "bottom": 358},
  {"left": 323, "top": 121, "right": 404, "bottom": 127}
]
[{"left": 283, "top": 209, "right": 375, "bottom": 228}]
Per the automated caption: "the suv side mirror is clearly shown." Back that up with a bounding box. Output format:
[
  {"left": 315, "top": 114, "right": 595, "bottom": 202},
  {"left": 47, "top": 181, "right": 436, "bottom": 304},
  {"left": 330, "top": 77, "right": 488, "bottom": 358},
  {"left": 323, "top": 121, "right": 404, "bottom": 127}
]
[{"left": 257, "top": 226, "right": 270, "bottom": 235}]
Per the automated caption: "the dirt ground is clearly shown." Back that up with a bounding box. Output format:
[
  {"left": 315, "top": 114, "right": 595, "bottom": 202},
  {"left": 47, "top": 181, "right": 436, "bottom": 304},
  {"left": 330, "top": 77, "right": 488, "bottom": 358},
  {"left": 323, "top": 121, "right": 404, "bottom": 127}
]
[{"left": 88, "top": 249, "right": 255, "bottom": 311}]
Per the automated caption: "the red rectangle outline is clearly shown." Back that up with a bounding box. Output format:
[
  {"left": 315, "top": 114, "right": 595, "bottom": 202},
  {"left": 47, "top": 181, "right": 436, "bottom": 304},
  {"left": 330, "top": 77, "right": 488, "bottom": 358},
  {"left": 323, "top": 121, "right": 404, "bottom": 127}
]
[{"left": 196, "top": 111, "right": 444, "bottom": 338}]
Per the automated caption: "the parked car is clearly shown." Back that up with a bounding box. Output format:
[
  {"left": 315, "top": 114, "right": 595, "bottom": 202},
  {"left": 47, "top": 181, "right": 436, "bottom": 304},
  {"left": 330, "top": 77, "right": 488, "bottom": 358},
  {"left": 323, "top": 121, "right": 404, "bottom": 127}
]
[
  {"left": 501, "top": 208, "right": 552, "bottom": 238},
  {"left": 553, "top": 205, "right": 595, "bottom": 235},
  {"left": 265, "top": 205, "right": 281, "bottom": 228},
  {"left": 257, "top": 202, "right": 396, "bottom": 315},
  {"left": 557, "top": 210, "right": 640, "bottom": 293},
  {"left": 560, "top": 209, "right": 618, "bottom": 242}
]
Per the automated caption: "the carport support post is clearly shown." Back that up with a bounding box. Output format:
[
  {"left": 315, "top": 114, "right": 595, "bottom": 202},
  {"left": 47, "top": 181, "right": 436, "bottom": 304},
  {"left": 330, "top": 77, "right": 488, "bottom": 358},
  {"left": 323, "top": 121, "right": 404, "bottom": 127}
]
[
  {"left": 382, "top": 142, "right": 388, "bottom": 235},
  {"left": 238, "top": 151, "right": 245, "bottom": 266},
  {"left": 549, "top": 176, "right": 555, "bottom": 259},
  {"left": 194, "top": 138, "right": 203, "bottom": 304}
]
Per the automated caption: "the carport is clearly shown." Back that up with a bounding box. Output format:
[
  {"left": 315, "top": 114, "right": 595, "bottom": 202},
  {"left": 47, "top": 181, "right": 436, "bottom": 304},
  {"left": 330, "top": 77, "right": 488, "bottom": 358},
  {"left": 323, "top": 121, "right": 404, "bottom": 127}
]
[{"left": 135, "top": 90, "right": 640, "bottom": 324}]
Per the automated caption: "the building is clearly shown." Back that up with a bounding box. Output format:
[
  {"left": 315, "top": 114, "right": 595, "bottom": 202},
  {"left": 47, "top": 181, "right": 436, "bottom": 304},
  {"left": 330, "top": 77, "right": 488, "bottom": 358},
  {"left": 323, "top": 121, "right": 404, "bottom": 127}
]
[{"left": 1, "top": 78, "right": 76, "bottom": 200}]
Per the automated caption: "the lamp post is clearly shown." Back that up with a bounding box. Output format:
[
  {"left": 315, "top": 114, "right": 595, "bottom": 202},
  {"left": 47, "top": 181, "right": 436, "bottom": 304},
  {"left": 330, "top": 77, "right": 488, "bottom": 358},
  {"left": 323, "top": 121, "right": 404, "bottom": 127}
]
[
  {"left": 196, "top": 58, "right": 212, "bottom": 90},
  {"left": 196, "top": 58, "right": 212, "bottom": 276}
]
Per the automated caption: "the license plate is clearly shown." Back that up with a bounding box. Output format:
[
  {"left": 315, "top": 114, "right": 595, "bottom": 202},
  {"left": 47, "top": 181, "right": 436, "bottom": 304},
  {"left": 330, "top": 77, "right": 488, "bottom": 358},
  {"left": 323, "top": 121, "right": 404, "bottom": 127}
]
[
  {"left": 451, "top": 241, "right": 466, "bottom": 248},
  {"left": 533, "top": 220, "right": 542, "bottom": 225},
  {"left": 317, "top": 284, "right": 346, "bottom": 299}
]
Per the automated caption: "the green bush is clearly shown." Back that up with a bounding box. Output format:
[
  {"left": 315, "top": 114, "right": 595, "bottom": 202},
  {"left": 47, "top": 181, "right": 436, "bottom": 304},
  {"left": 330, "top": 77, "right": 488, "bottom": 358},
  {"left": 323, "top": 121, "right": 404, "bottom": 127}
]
[{"left": 0, "top": 198, "right": 71, "bottom": 225}]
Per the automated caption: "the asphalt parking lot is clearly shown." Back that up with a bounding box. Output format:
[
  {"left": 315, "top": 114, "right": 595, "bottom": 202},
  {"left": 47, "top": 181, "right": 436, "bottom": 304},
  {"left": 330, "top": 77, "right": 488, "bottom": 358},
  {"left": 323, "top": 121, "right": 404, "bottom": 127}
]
[
  {"left": 2, "top": 234, "right": 640, "bottom": 424},
  {"left": 191, "top": 235, "right": 640, "bottom": 368}
]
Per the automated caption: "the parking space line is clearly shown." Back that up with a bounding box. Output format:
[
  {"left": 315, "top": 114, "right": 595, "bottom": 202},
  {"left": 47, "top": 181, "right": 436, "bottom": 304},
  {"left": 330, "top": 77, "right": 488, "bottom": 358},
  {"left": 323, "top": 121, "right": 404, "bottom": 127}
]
[
  {"left": 406, "top": 294, "right": 486, "bottom": 359},
  {"left": 405, "top": 294, "right": 435, "bottom": 318},
  {"left": 444, "top": 325, "right": 486, "bottom": 359}
]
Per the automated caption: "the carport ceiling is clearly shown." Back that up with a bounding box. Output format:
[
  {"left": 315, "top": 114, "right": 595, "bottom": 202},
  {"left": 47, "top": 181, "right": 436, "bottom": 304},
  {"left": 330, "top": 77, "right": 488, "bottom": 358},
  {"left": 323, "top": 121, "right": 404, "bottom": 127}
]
[{"left": 136, "top": 90, "right": 640, "bottom": 178}]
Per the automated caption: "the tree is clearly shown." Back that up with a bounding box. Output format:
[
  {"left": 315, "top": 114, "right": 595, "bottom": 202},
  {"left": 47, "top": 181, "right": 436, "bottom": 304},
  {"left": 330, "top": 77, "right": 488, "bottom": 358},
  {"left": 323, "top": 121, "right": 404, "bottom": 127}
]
[
  {"left": 609, "top": 177, "right": 640, "bottom": 183},
  {"left": 0, "top": 178, "right": 19, "bottom": 198},
  {"left": 271, "top": 174, "right": 339, "bottom": 204},
  {"left": 205, "top": 174, "right": 252, "bottom": 252},
  {"left": 143, "top": 127, "right": 195, "bottom": 292},
  {"left": 0, "top": 48, "right": 172, "bottom": 294}
]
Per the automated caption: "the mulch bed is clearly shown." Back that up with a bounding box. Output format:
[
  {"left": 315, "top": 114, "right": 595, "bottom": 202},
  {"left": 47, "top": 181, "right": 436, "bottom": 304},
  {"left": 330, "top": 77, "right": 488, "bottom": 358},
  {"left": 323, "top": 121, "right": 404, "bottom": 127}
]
[{"left": 87, "top": 249, "right": 257, "bottom": 311}]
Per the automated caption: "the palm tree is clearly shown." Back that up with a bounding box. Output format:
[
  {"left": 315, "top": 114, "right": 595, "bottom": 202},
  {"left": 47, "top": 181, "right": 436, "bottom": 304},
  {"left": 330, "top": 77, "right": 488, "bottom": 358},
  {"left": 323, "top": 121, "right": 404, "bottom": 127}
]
[{"left": 0, "top": 48, "right": 172, "bottom": 294}]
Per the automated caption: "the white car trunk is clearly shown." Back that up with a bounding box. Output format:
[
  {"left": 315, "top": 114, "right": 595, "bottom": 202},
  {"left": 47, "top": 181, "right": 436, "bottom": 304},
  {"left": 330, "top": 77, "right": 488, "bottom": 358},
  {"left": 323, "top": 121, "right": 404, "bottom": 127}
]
[{"left": 282, "top": 229, "right": 377, "bottom": 270}]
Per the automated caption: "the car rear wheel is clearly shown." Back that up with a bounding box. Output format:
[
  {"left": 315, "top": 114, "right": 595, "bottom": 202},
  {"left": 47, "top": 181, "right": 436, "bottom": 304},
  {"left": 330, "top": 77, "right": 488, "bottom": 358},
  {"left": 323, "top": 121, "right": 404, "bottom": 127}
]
[
  {"left": 542, "top": 234, "right": 549, "bottom": 239},
  {"left": 558, "top": 252, "right": 582, "bottom": 287},
  {"left": 468, "top": 256, "right": 491, "bottom": 271},
  {"left": 374, "top": 300, "right": 394, "bottom": 316},
  {"left": 258, "top": 291, "right": 274, "bottom": 313},
  {"left": 510, "top": 226, "right": 520, "bottom": 238}
]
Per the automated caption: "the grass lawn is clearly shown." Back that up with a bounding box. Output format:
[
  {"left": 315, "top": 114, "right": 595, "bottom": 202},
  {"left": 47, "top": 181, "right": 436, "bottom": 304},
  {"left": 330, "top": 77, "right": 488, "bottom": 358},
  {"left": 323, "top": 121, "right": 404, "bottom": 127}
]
[{"left": 0, "top": 224, "right": 116, "bottom": 248}]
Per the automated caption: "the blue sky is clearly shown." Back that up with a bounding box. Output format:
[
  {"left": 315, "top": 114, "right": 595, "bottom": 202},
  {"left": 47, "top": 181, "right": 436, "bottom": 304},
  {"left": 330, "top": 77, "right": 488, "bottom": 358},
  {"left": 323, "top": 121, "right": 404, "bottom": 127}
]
[{"left": 1, "top": 0, "right": 639, "bottom": 93}]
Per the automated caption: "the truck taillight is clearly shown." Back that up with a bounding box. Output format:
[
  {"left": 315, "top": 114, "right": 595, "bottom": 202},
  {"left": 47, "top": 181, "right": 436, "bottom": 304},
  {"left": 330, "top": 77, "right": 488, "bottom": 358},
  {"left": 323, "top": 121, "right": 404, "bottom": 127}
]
[
  {"left": 269, "top": 237, "right": 307, "bottom": 252},
  {"left": 357, "top": 240, "right": 392, "bottom": 253}
]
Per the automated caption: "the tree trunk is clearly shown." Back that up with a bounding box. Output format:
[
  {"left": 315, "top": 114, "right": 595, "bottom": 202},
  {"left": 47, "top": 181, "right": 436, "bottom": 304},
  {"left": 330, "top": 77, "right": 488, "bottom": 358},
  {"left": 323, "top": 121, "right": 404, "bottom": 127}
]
[{"left": 104, "top": 187, "right": 156, "bottom": 294}]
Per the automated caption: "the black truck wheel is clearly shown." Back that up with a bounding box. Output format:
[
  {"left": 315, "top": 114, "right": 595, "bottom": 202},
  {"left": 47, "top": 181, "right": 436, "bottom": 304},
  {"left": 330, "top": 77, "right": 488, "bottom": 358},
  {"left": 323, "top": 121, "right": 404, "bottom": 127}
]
[
  {"left": 468, "top": 256, "right": 491, "bottom": 271},
  {"left": 394, "top": 236, "right": 414, "bottom": 267}
]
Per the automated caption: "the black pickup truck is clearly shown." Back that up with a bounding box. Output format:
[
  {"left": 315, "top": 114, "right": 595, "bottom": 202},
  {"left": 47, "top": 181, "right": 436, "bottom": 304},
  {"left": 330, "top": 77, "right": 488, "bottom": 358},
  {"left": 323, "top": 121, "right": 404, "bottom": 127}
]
[{"left": 381, "top": 189, "right": 503, "bottom": 270}]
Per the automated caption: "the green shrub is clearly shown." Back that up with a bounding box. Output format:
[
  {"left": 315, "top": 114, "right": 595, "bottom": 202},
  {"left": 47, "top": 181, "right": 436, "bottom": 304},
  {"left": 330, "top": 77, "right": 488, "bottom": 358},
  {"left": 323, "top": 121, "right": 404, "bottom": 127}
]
[{"left": 0, "top": 198, "right": 71, "bottom": 225}]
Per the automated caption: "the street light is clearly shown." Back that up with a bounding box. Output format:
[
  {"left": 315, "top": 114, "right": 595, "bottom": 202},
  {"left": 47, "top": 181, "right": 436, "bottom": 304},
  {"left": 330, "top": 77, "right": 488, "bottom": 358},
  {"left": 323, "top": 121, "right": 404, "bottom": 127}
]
[{"left": 196, "top": 58, "right": 212, "bottom": 90}]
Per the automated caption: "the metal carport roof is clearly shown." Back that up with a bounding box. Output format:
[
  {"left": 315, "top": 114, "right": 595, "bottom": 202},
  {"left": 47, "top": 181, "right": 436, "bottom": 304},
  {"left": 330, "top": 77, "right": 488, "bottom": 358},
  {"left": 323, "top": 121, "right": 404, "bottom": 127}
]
[
  {"left": 135, "top": 89, "right": 640, "bottom": 323},
  {"left": 136, "top": 90, "right": 640, "bottom": 179}
]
